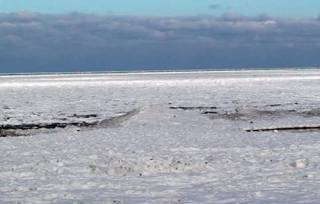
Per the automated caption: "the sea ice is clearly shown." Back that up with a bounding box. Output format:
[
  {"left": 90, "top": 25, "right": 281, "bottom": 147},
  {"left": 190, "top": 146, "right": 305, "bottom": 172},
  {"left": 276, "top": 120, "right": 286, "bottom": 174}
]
[{"left": 0, "top": 69, "right": 320, "bottom": 203}]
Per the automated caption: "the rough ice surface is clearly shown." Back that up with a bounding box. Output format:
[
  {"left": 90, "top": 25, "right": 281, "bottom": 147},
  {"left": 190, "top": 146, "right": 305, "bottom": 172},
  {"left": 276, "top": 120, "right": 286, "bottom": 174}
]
[{"left": 1, "top": 69, "right": 320, "bottom": 203}]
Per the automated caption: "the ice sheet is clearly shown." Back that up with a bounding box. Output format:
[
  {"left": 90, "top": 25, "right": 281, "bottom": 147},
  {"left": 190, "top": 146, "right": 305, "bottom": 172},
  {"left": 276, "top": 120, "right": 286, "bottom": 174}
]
[{"left": 1, "top": 69, "right": 320, "bottom": 203}]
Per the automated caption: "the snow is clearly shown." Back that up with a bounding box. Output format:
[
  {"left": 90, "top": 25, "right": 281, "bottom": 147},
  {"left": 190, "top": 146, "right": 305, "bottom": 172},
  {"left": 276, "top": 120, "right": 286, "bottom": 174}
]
[{"left": 1, "top": 69, "right": 320, "bottom": 203}]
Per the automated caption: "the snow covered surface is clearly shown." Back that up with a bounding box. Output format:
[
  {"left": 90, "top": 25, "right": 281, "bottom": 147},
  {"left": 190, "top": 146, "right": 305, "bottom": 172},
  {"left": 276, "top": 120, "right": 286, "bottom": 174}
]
[{"left": 1, "top": 69, "right": 320, "bottom": 203}]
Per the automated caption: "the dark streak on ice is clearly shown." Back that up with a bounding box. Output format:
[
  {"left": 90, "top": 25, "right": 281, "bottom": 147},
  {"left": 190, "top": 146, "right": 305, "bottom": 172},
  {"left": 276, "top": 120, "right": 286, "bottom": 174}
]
[
  {"left": 246, "top": 125, "right": 320, "bottom": 132},
  {"left": 0, "top": 108, "right": 140, "bottom": 137},
  {"left": 68, "top": 114, "right": 98, "bottom": 118},
  {"left": 169, "top": 106, "right": 217, "bottom": 111}
]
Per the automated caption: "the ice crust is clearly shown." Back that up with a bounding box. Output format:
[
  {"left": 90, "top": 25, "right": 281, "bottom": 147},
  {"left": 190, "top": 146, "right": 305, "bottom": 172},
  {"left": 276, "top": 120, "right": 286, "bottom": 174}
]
[{"left": 1, "top": 70, "right": 320, "bottom": 203}]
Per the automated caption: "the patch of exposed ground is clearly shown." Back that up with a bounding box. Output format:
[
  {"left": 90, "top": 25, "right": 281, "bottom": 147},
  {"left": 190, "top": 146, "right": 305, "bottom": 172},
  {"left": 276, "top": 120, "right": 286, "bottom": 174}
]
[
  {"left": 170, "top": 103, "right": 320, "bottom": 121},
  {"left": 169, "top": 104, "right": 320, "bottom": 132}
]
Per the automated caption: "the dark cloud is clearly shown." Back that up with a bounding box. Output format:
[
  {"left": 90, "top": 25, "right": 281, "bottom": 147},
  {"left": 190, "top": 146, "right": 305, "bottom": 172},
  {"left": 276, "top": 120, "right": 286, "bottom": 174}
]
[
  {"left": 0, "top": 12, "right": 320, "bottom": 72},
  {"left": 208, "top": 4, "right": 221, "bottom": 10}
]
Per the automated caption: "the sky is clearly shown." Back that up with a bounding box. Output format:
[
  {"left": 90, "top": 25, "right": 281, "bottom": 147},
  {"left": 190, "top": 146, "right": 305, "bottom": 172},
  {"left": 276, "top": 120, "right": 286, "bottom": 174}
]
[
  {"left": 0, "top": 0, "right": 320, "bottom": 17},
  {"left": 0, "top": 1, "right": 320, "bottom": 72}
]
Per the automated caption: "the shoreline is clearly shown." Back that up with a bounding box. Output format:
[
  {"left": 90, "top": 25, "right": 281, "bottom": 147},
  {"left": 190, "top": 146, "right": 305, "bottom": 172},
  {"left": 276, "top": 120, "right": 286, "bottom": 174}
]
[{"left": 0, "top": 67, "right": 319, "bottom": 78}]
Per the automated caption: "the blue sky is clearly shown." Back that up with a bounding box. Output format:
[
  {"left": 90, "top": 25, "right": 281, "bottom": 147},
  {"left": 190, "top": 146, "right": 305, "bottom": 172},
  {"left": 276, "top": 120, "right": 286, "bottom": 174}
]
[
  {"left": 0, "top": 1, "right": 320, "bottom": 72},
  {"left": 0, "top": 0, "right": 319, "bottom": 17}
]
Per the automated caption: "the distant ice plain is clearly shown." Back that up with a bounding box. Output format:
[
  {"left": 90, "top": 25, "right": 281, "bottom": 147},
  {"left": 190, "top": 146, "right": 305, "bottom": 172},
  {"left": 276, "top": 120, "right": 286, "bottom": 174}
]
[{"left": 1, "top": 69, "right": 320, "bottom": 203}]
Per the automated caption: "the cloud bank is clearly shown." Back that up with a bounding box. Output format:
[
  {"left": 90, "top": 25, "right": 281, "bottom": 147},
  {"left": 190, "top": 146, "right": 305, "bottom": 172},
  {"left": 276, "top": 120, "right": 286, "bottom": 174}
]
[{"left": 0, "top": 12, "right": 320, "bottom": 72}]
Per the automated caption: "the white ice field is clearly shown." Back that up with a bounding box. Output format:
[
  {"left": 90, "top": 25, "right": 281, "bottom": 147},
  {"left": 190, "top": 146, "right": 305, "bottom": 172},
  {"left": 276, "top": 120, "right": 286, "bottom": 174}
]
[{"left": 1, "top": 69, "right": 320, "bottom": 203}]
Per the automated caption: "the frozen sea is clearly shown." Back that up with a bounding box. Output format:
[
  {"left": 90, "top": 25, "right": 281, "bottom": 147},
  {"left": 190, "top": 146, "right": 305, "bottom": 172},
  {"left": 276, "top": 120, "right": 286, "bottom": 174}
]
[{"left": 1, "top": 69, "right": 320, "bottom": 203}]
